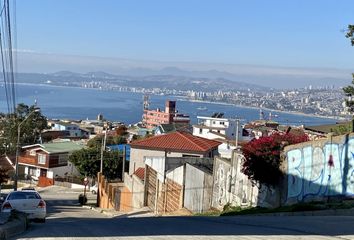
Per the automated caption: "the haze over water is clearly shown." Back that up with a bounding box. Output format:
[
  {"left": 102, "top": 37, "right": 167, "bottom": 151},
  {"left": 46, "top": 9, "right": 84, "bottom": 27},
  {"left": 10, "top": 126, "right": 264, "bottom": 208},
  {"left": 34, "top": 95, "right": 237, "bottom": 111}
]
[{"left": 0, "top": 84, "right": 337, "bottom": 126}]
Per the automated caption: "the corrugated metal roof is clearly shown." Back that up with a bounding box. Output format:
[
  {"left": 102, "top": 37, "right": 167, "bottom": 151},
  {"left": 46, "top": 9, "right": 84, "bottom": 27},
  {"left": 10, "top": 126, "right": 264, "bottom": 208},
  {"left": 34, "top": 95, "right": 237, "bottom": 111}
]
[{"left": 41, "top": 142, "right": 85, "bottom": 153}]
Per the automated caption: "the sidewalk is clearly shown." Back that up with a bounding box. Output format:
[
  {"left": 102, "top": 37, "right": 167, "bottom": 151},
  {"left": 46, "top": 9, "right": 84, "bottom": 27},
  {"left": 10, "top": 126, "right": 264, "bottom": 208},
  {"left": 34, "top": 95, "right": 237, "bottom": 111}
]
[{"left": 82, "top": 205, "right": 154, "bottom": 218}]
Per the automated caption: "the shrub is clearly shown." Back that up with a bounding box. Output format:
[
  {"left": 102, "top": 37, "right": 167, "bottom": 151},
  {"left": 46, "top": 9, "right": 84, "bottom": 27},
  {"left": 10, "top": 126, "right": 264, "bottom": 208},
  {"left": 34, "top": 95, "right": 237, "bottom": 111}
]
[{"left": 241, "top": 133, "right": 309, "bottom": 186}]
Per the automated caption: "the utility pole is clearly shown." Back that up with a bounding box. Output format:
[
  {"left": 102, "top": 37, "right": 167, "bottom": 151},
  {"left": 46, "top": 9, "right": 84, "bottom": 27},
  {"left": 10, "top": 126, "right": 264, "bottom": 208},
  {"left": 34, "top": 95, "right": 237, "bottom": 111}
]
[
  {"left": 100, "top": 123, "right": 107, "bottom": 173},
  {"left": 14, "top": 108, "right": 40, "bottom": 191},
  {"left": 235, "top": 118, "right": 240, "bottom": 150}
]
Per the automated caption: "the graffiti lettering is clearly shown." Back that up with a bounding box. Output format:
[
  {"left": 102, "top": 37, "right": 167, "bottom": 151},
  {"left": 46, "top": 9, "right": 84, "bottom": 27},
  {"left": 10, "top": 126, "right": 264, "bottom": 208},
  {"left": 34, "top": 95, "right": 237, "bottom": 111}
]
[{"left": 287, "top": 137, "right": 354, "bottom": 201}]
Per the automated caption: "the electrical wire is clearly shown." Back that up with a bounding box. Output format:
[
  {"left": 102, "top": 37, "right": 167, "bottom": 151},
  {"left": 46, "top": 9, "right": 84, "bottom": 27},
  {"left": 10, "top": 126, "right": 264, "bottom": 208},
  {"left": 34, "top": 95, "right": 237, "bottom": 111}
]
[{"left": 0, "top": 0, "right": 16, "bottom": 114}]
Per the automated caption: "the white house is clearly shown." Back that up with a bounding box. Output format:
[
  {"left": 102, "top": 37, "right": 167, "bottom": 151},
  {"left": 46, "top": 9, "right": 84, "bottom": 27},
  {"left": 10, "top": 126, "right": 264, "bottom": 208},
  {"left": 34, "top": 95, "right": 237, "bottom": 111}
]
[
  {"left": 193, "top": 114, "right": 238, "bottom": 140},
  {"left": 52, "top": 122, "right": 88, "bottom": 138},
  {"left": 192, "top": 114, "right": 252, "bottom": 158}
]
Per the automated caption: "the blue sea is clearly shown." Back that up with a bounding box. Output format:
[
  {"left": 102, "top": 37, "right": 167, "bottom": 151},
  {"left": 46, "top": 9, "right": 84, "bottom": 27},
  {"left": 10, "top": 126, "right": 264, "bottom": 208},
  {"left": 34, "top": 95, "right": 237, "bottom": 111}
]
[{"left": 0, "top": 84, "right": 337, "bottom": 126}]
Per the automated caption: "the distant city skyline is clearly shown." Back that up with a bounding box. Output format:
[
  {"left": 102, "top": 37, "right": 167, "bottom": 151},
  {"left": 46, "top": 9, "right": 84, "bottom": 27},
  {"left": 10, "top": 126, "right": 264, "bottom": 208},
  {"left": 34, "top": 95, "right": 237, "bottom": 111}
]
[{"left": 12, "top": 1, "right": 354, "bottom": 88}]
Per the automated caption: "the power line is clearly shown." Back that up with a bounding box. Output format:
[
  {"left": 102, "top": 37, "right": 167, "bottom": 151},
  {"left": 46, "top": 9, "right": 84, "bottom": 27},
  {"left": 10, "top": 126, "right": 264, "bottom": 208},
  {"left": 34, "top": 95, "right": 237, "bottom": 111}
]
[{"left": 0, "top": 0, "right": 16, "bottom": 114}]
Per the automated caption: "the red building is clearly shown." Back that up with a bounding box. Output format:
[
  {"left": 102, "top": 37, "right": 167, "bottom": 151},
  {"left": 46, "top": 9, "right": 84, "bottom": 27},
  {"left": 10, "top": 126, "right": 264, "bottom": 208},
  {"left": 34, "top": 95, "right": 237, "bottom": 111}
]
[{"left": 142, "top": 100, "right": 190, "bottom": 129}]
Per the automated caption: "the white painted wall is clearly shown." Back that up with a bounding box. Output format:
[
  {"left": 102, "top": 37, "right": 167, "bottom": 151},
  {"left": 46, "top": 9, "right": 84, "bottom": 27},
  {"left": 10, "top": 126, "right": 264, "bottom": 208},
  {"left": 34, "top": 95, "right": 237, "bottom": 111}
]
[
  {"left": 145, "top": 156, "right": 165, "bottom": 182},
  {"left": 193, "top": 116, "right": 238, "bottom": 140},
  {"left": 129, "top": 147, "right": 203, "bottom": 175},
  {"left": 49, "top": 161, "right": 80, "bottom": 178},
  {"left": 124, "top": 173, "right": 145, "bottom": 210},
  {"left": 218, "top": 143, "right": 236, "bottom": 159},
  {"left": 166, "top": 165, "right": 184, "bottom": 185}
]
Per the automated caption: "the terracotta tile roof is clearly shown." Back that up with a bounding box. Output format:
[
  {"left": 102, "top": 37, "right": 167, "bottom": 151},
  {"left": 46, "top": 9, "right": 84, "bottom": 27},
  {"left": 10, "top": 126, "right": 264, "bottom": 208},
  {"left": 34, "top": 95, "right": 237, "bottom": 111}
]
[
  {"left": 134, "top": 167, "right": 145, "bottom": 181},
  {"left": 131, "top": 131, "right": 221, "bottom": 153}
]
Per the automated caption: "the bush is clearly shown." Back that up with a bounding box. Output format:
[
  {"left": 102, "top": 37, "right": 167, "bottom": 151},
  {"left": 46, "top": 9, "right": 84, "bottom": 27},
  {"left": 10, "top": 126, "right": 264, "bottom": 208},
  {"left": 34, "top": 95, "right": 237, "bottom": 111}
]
[{"left": 242, "top": 133, "right": 309, "bottom": 186}]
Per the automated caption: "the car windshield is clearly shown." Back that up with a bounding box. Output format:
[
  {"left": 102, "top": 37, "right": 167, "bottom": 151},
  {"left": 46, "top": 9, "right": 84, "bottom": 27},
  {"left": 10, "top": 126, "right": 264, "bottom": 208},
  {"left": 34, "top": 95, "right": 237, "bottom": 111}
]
[{"left": 8, "top": 191, "right": 41, "bottom": 200}]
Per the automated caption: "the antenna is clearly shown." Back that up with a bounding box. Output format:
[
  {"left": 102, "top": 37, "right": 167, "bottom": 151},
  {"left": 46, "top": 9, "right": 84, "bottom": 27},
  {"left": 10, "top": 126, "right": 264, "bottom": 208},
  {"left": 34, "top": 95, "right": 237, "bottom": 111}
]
[
  {"left": 143, "top": 94, "right": 150, "bottom": 111},
  {"left": 259, "top": 109, "right": 264, "bottom": 120}
]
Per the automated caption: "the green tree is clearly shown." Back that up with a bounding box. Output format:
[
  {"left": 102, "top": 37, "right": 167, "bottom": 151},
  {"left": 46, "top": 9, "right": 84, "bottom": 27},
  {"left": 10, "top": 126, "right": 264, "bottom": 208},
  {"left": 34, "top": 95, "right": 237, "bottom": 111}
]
[
  {"left": 87, "top": 134, "right": 127, "bottom": 149},
  {"left": 343, "top": 25, "right": 354, "bottom": 112},
  {"left": 0, "top": 104, "right": 48, "bottom": 155},
  {"left": 346, "top": 24, "right": 354, "bottom": 46},
  {"left": 330, "top": 123, "right": 351, "bottom": 135},
  {"left": 69, "top": 148, "right": 123, "bottom": 180}
]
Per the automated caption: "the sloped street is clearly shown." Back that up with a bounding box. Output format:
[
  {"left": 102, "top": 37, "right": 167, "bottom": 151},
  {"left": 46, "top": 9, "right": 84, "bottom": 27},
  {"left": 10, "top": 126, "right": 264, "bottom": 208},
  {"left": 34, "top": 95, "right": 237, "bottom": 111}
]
[{"left": 10, "top": 186, "right": 354, "bottom": 240}]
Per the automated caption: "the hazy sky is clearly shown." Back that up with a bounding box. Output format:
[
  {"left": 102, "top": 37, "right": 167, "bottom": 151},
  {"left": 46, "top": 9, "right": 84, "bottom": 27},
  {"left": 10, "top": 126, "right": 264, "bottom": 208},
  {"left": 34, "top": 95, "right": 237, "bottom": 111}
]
[{"left": 15, "top": 0, "right": 354, "bottom": 70}]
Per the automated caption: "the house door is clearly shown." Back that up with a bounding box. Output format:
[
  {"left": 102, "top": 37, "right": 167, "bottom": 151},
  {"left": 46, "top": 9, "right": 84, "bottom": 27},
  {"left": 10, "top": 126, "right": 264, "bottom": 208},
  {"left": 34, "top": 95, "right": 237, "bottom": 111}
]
[{"left": 40, "top": 169, "right": 47, "bottom": 177}]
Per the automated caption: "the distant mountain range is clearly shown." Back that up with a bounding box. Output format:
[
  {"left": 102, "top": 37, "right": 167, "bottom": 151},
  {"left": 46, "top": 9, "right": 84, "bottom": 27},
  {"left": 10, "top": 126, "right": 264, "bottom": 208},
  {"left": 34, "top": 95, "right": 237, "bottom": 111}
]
[
  {"left": 13, "top": 71, "right": 268, "bottom": 92},
  {"left": 14, "top": 51, "right": 353, "bottom": 89}
]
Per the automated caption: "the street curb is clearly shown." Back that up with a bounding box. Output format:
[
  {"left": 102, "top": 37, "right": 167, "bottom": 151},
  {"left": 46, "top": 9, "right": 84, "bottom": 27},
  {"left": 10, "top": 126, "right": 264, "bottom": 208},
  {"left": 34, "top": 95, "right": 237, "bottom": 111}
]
[
  {"left": 81, "top": 205, "right": 120, "bottom": 217},
  {"left": 82, "top": 205, "right": 154, "bottom": 218},
  {"left": 220, "top": 208, "right": 354, "bottom": 217},
  {"left": 0, "top": 213, "right": 27, "bottom": 240},
  {"left": 235, "top": 208, "right": 354, "bottom": 217}
]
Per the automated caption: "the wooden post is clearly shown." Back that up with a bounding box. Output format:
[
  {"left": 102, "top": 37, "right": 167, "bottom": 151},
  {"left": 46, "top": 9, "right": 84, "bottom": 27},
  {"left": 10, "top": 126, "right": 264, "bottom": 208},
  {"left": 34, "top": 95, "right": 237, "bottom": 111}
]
[{"left": 154, "top": 177, "right": 159, "bottom": 214}]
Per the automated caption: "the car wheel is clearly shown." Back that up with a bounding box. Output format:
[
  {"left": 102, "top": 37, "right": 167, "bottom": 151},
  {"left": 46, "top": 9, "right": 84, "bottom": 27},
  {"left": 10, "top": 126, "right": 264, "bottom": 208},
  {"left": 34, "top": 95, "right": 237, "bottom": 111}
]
[
  {"left": 91, "top": 190, "right": 96, "bottom": 194},
  {"left": 38, "top": 218, "right": 46, "bottom": 223}
]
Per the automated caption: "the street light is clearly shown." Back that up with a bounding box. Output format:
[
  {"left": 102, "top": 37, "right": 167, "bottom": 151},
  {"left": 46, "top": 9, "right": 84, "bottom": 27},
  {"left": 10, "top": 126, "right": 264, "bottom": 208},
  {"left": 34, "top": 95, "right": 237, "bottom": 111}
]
[{"left": 14, "top": 107, "right": 40, "bottom": 191}]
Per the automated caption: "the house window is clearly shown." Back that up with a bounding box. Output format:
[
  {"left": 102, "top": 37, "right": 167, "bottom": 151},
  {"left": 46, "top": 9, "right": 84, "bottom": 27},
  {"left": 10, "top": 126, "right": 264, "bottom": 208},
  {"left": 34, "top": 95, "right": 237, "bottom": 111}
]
[
  {"left": 182, "top": 154, "right": 200, "bottom": 158},
  {"left": 29, "top": 150, "right": 36, "bottom": 156},
  {"left": 38, "top": 154, "right": 46, "bottom": 165},
  {"left": 199, "top": 128, "right": 202, "bottom": 134},
  {"left": 220, "top": 122, "right": 225, "bottom": 125}
]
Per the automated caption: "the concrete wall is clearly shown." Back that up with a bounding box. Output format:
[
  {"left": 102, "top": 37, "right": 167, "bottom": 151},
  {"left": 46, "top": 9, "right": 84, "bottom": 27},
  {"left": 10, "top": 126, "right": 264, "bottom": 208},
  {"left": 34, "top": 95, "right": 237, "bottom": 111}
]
[
  {"left": 144, "top": 156, "right": 213, "bottom": 183},
  {"left": 145, "top": 156, "right": 165, "bottom": 182},
  {"left": 145, "top": 160, "right": 214, "bottom": 214},
  {"left": 130, "top": 149, "right": 165, "bottom": 175},
  {"left": 212, "top": 153, "right": 278, "bottom": 210},
  {"left": 49, "top": 161, "right": 80, "bottom": 178},
  {"left": 184, "top": 164, "right": 213, "bottom": 213},
  {"left": 166, "top": 165, "right": 184, "bottom": 185},
  {"left": 124, "top": 172, "right": 145, "bottom": 210},
  {"left": 211, "top": 134, "right": 354, "bottom": 210},
  {"left": 129, "top": 148, "right": 204, "bottom": 175},
  {"left": 284, "top": 133, "right": 354, "bottom": 204}
]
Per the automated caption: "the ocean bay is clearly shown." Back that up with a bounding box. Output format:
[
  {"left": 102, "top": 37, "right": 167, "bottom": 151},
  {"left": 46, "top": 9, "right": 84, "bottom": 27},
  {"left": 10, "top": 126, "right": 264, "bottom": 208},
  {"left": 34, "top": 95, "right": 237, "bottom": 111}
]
[{"left": 0, "top": 84, "right": 337, "bottom": 126}]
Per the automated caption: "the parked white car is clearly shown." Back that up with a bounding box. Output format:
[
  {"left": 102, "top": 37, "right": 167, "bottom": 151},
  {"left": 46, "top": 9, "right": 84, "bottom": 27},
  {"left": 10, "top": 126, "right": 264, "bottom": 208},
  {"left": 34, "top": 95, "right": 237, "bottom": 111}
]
[
  {"left": 1, "top": 190, "right": 46, "bottom": 222},
  {"left": 90, "top": 184, "right": 98, "bottom": 194}
]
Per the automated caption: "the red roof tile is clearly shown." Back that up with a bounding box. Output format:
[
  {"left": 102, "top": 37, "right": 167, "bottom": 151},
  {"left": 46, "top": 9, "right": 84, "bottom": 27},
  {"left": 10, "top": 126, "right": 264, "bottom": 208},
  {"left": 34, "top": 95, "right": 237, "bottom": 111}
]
[
  {"left": 134, "top": 167, "right": 145, "bottom": 181},
  {"left": 130, "top": 131, "right": 221, "bottom": 153}
]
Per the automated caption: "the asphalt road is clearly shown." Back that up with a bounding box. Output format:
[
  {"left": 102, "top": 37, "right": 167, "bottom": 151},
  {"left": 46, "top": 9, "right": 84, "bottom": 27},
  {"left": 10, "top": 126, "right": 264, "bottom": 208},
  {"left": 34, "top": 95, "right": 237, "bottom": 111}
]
[{"left": 13, "top": 186, "right": 354, "bottom": 240}]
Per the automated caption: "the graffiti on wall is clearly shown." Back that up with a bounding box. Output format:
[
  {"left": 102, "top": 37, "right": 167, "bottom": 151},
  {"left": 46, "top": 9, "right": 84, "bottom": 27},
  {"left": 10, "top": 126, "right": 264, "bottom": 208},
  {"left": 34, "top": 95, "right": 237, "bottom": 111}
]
[
  {"left": 212, "top": 153, "right": 278, "bottom": 209},
  {"left": 287, "top": 136, "right": 354, "bottom": 201},
  {"left": 212, "top": 157, "right": 255, "bottom": 209}
]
